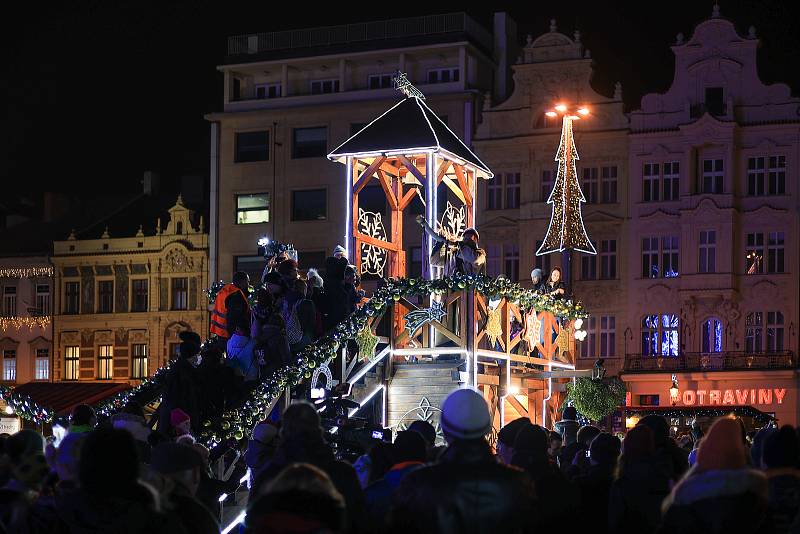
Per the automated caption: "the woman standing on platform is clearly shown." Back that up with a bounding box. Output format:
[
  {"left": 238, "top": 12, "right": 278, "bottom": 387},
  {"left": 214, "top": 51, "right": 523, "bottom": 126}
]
[
  {"left": 544, "top": 267, "right": 566, "bottom": 298},
  {"left": 415, "top": 215, "right": 485, "bottom": 276}
]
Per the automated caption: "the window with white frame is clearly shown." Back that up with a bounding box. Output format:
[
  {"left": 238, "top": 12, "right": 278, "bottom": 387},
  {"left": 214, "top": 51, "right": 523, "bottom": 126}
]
[
  {"left": 699, "top": 230, "right": 716, "bottom": 273},
  {"left": 746, "top": 233, "right": 764, "bottom": 274},
  {"left": 579, "top": 317, "right": 597, "bottom": 358},
  {"left": 368, "top": 73, "right": 394, "bottom": 89},
  {"left": 503, "top": 243, "right": 520, "bottom": 281},
  {"left": 582, "top": 168, "right": 599, "bottom": 203},
  {"left": 35, "top": 349, "right": 49, "bottom": 380},
  {"left": 98, "top": 345, "right": 113, "bottom": 380},
  {"left": 768, "top": 156, "right": 786, "bottom": 195},
  {"left": 661, "top": 236, "right": 679, "bottom": 278},
  {"left": 65, "top": 346, "right": 80, "bottom": 380},
  {"left": 701, "top": 158, "right": 723, "bottom": 194},
  {"left": 35, "top": 284, "right": 50, "bottom": 316},
  {"left": 767, "top": 232, "right": 785, "bottom": 273},
  {"left": 745, "top": 312, "right": 763, "bottom": 352},
  {"left": 2, "top": 350, "right": 15, "bottom": 382},
  {"left": 600, "top": 316, "right": 616, "bottom": 358},
  {"left": 663, "top": 161, "right": 680, "bottom": 200},
  {"left": 601, "top": 166, "right": 618, "bottom": 203},
  {"left": 643, "top": 163, "right": 660, "bottom": 202},
  {"left": 747, "top": 157, "right": 766, "bottom": 196},
  {"left": 767, "top": 311, "right": 785, "bottom": 351},
  {"left": 600, "top": 240, "right": 617, "bottom": 279},
  {"left": 132, "top": 343, "right": 148, "bottom": 379},
  {"left": 641, "top": 237, "right": 660, "bottom": 278},
  {"left": 541, "top": 169, "right": 554, "bottom": 202},
  {"left": 2, "top": 286, "right": 16, "bottom": 317},
  {"left": 426, "top": 67, "right": 459, "bottom": 84},
  {"left": 310, "top": 79, "right": 339, "bottom": 94},
  {"left": 701, "top": 317, "right": 723, "bottom": 353},
  {"left": 641, "top": 314, "right": 679, "bottom": 356},
  {"left": 255, "top": 83, "right": 281, "bottom": 99},
  {"left": 581, "top": 247, "right": 597, "bottom": 281},
  {"left": 505, "top": 173, "right": 520, "bottom": 209}
]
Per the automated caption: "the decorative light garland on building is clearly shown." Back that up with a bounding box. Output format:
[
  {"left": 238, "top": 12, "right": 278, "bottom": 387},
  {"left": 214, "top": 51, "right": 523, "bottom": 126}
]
[
  {"left": 0, "top": 266, "right": 54, "bottom": 279},
  {"left": 0, "top": 316, "right": 51, "bottom": 332},
  {"left": 626, "top": 405, "right": 775, "bottom": 425},
  {"left": 0, "top": 386, "right": 55, "bottom": 423},
  {"left": 537, "top": 115, "right": 596, "bottom": 256}
]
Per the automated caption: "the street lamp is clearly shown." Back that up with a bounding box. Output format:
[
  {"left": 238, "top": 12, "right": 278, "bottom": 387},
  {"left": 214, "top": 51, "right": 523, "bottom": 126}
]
[
  {"left": 669, "top": 374, "right": 680, "bottom": 406},
  {"left": 537, "top": 103, "right": 595, "bottom": 291}
]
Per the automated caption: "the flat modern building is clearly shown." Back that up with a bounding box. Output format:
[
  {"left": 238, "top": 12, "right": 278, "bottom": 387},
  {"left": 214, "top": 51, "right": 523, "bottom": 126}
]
[
  {"left": 206, "top": 12, "right": 519, "bottom": 282},
  {"left": 51, "top": 195, "right": 208, "bottom": 384}
]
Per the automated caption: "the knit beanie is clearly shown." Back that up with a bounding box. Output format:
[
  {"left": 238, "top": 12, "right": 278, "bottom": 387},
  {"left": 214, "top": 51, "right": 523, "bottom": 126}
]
[
  {"left": 561, "top": 406, "right": 577, "bottom": 421},
  {"left": 763, "top": 425, "right": 799, "bottom": 469},
  {"left": 170, "top": 408, "right": 191, "bottom": 427},
  {"left": 590, "top": 432, "right": 622, "bottom": 466},
  {"left": 497, "top": 417, "right": 532, "bottom": 447},
  {"left": 408, "top": 420, "right": 436, "bottom": 447},
  {"left": 440, "top": 389, "right": 492, "bottom": 441},
  {"left": 513, "top": 424, "right": 549, "bottom": 454},
  {"left": 393, "top": 430, "right": 427, "bottom": 463},
  {"left": 696, "top": 417, "right": 747, "bottom": 471},
  {"left": 332, "top": 245, "right": 346, "bottom": 257},
  {"left": 622, "top": 425, "right": 655, "bottom": 462}
]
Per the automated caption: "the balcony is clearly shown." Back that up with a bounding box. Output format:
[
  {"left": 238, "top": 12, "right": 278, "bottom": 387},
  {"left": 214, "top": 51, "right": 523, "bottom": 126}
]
[
  {"left": 226, "top": 12, "right": 492, "bottom": 59},
  {"left": 624, "top": 351, "right": 797, "bottom": 373}
]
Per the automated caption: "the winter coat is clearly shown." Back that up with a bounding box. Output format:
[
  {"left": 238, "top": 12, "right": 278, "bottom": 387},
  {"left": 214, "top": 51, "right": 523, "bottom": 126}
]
[
  {"left": 390, "top": 439, "right": 536, "bottom": 534},
  {"left": 197, "top": 358, "right": 240, "bottom": 423},
  {"left": 160, "top": 481, "right": 218, "bottom": 534},
  {"left": 511, "top": 454, "right": 579, "bottom": 530},
  {"left": 764, "top": 469, "right": 800, "bottom": 534},
  {"left": 224, "top": 289, "right": 250, "bottom": 336},
  {"left": 365, "top": 462, "right": 423, "bottom": 530},
  {"left": 256, "top": 324, "right": 291, "bottom": 372},
  {"left": 253, "top": 433, "right": 367, "bottom": 534},
  {"left": 244, "top": 489, "right": 345, "bottom": 534},
  {"left": 226, "top": 333, "right": 259, "bottom": 382},
  {"left": 658, "top": 467, "right": 769, "bottom": 534},
  {"left": 159, "top": 357, "right": 200, "bottom": 435},
  {"left": 573, "top": 463, "right": 616, "bottom": 534},
  {"left": 608, "top": 459, "right": 671, "bottom": 534}
]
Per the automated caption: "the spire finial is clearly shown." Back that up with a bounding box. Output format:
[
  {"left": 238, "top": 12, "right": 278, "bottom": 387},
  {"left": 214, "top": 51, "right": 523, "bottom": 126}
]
[
  {"left": 712, "top": 1, "right": 720, "bottom": 18},
  {"left": 549, "top": 19, "right": 557, "bottom": 32},
  {"left": 393, "top": 71, "right": 425, "bottom": 100},
  {"left": 101, "top": 226, "right": 110, "bottom": 239}
]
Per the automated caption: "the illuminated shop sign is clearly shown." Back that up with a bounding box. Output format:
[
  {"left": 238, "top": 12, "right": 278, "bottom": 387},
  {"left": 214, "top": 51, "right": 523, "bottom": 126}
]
[{"left": 679, "top": 388, "right": 786, "bottom": 406}]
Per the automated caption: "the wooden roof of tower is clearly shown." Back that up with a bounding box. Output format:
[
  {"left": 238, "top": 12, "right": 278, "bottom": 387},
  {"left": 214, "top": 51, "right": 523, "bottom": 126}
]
[{"left": 327, "top": 95, "right": 493, "bottom": 179}]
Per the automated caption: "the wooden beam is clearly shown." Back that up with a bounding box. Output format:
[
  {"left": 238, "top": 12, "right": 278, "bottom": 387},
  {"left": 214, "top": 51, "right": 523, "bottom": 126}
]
[
  {"left": 436, "top": 160, "right": 452, "bottom": 186},
  {"left": 397, "top": 155, "right": 426, "bottom": 185},
  {"left": 355, "top": 232, "right": 401, "bottom": 252},
  {"left": 442, "top": 176, "right": 466, "bottom": 204},
  {"left": 353, "top": 157, "right": 386, "bottom": 194},
  {"left": 398, "top": 188, "right": 418, "bottom": 210},
  {"left": 507, "top": 395, "right": 529, "bottom": 418},
  {"left": 376, "top": 169, "right": 399, "bottom": 210},
  {"left": 453, "top": 164, "right": 474, "bottom": 206}
]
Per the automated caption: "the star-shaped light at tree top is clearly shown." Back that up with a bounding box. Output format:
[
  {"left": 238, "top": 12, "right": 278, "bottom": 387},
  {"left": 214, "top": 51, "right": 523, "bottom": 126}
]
[{"left": 536, "top": 114, "right": 596, "bottom": 256}]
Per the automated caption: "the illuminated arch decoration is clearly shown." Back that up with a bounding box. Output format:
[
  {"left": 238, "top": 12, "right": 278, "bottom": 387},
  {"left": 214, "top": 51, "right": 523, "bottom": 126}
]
[
  {"left": 311, "top": 364, "right": 333, "bottom": 391},
  {"left": 357, "top": 209, "right": 388, "bottom": 275}
]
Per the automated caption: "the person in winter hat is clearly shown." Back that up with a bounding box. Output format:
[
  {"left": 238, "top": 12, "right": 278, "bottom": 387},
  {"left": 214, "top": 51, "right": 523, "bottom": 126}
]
[
  {"left": 332, "top": 245, "right": 346, "bottom": 259},
  {"left": 170, "top": 408, "right": 192, "bottom": 439},
  {"left": 659, "top": 417, "right": 768, "bottom": 533},
  {"left": 637, "top": 414, "right": 689, "bottom": 482},
  {"left": 530, "top": 268, "right": 544, "bottom": 292},
  {"left": 391, "top": 389, "right": 535, "bottom": 534},
  {"left": 496, "top": 417, "right": 532, "bottom": 464}
]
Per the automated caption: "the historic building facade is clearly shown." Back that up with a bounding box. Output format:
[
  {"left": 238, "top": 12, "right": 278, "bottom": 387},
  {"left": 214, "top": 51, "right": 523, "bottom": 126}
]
[
  {"left": 51, "top": 197, "right": 208, "bottom": 383},
  {"left": 473, "top": 20, "right": 629, "bottom": 371},
  {"left": 0, "top": 261, "right": 53, "bottom": 385},
  {"left": 206, "top": 12, "right": 518, "bottom": 283}
]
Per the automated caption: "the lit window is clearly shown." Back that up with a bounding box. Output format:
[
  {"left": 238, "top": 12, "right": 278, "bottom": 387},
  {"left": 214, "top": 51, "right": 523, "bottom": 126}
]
[
  {"left": 701, "top": 318, "right": 723, "bottom": 353},
  {"left": 35, "top": 349, "right": 49, "bottom": 380},
  {"left": 98, "top": 345, "right": 113, "bottom": 380},
  {"left": 641, "top": 314, "right": 679, "bottom": 356},
  {"left": 236, "top": 193, "right": 270, "bottom": 224},
  {"left": 2, "top": 350, "right": 15, "bottom": 382},
  {"left": 65, "top": 346, "right": 80, "bottom": 380},
  {"left": 171, "top": 278, "right": 188, "bottom": 311},
  {"left": 132, "top": 344, "right": 148, "bottom": 379},
  {"left": 2, "top": 286, "right": 16, "bottom": 317},
  {"left": 746, "top": 233, "right": 764, "bottom": 274}
]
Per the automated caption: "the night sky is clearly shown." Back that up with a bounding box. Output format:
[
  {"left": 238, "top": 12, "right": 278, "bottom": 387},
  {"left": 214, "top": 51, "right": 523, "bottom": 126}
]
[{"left": 3, "top": 0, "right": 799, "bottom": 199}]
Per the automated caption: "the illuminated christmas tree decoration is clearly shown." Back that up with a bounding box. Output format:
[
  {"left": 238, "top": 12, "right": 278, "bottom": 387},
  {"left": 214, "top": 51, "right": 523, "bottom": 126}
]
[{"left": 537, "top": 109, "right": 596, "bottom": 256}]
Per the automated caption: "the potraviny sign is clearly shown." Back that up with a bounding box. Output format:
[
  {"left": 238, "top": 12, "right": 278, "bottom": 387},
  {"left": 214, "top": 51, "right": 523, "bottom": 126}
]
[{"left": 678, "top": 388, "right": 787, "bottom": 406}]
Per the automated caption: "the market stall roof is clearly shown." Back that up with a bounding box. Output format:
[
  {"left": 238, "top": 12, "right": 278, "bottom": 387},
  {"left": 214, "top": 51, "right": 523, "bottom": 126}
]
[
  {"left": 13, "top": 382, "right": 130, "bottom": 416},
  {"left": 327, "top": 95, "right": 493, "bottom": 178}
]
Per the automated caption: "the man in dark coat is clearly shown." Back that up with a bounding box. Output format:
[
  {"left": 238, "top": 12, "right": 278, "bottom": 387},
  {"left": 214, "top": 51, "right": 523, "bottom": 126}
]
[
  {"left": 637, "top": 414, "right": 690, "bottom": 483},
  {"left": 761, "top": 426, "right": 800, "bottom": 533},
  {"left": 572, "top": 432, "right": 621, "bottom": 534},
  {"left": 159, "top": 340, "right": 201, "bottom": 436},
  {"left": 390, "top": 389, "right": 536, "bottom": 534}
]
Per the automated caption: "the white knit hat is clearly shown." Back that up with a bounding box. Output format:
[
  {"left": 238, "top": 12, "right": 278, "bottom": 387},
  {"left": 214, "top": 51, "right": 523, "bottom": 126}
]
[
  {"left": 332, "top": 245, "right": 346, "bottom": 256},
  {"left": 440, "top": 388, "right": 492, "bottom": 440}
]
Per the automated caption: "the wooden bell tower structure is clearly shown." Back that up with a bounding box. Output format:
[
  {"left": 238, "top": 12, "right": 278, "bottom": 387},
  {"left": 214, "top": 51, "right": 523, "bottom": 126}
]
[{"left": 328, "top": 73, "right": 493, "bottom": 280}]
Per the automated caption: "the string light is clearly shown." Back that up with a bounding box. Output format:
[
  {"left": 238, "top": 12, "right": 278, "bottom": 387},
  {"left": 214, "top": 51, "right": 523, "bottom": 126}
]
[
  {"left": 0, "top": 317, "right": 50, "bottom": 331},
  {"left": 537, "top": 109, "right": 596, "bottom": 256},
  {"left": 0, "top": 267, "right": 53, "bottom": 279},
  {"left": 626, "top": 406, "right": 774, "bottom": 425}
]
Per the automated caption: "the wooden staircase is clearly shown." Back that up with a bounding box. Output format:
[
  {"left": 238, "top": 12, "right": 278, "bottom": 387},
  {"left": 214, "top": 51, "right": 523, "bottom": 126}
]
[{"left": 387, "top": 361, "right": 463, "bottom": 433}]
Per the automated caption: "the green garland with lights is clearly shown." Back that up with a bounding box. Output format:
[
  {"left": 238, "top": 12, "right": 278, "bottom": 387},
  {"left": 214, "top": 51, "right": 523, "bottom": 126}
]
[
  {"left": 626, "top": 406, "right": 775, "bottom": 425},
  {"left": 0, "top": 386, "right": 55, "bottom": 424},
  {"left": 565, "top": 377, "right": 627, "bottom": 422},
  {"left": 198, "top": 273, "right": 587, "bottom": 449}
]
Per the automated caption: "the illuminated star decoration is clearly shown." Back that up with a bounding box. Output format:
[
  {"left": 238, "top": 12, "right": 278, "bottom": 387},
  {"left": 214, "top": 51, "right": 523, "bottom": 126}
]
[
  {"left": 554, "top": 328, "right": 571, "bottom": 362},
  {"left": 523, "top": 310, "right": 542, "bottom": 351},
  {"left": 536, "top": 114, "right": 596, "bottom": 256},
  {"left": 355, "top": 322, "right": 379, "bottom": 363},
  {"left": 485, "top": 307, "right": 503, "bottom": 347},
  {"left": 404, "top": 301, "right": 447, "bottom": 335},
  {"left": 357, "top": 208, "right": 388, "bottom": 275}
]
